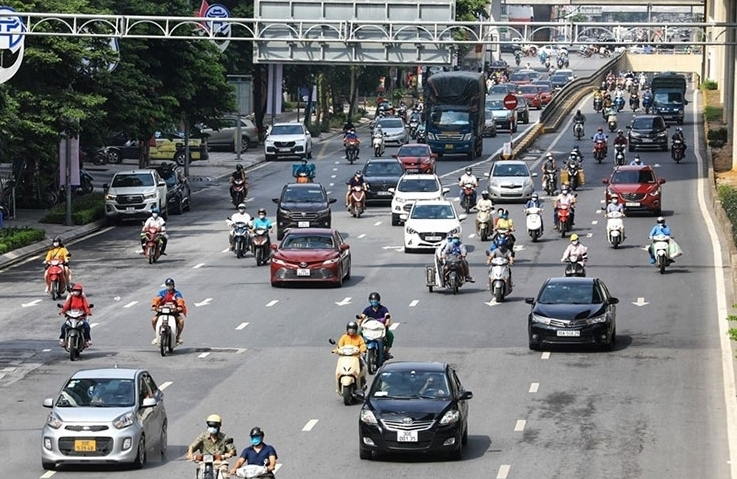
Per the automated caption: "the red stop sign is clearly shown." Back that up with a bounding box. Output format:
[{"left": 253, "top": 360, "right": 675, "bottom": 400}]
[{"left": 503, "top": 94, "right": 518, "bottom": 110}]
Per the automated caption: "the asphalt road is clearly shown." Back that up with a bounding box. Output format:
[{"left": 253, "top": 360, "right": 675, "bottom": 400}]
[{"left": 5, "top": 55, "right": 733, "bottom": 479}]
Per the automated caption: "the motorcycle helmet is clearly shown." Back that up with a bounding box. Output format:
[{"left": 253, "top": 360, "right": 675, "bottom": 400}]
[
  {"left": 301, "top": 157, "right": 308, "bottom": 164},
  {"left": 610, "top": 197, "right": 618, "bottom": 204},
  {"left": 546, "top": 153, "right": 553, "bottom": 160},
  {"left": 206, "top": 414, "right": 222, "bottom": 427},
  {"left": 570, "top": 233, "right": 579, "bottom": 242},
  {"left": 465, "top": 167, "right": 472, "bottom": 174},
  {"left": 237, "top": 203, "right": 246, "bottom": 210},
  {"left": 249, "top": 426, "right": 264, "bottom": 438},
  {"left": 151, "top": 207, "right": 159, "bottom": 217},
  {"left": 368, "top": 292, "right": 381, "bottom": 302},
  {"left": 657, "top": 216, "right": 665, "bottom": 224},
  {"left": 617, "top": 129, "right": 623, "bottom": 135},
  {"left": 164, "top": 278, "right": 175, "bottom": 289},
  {"left": 561, "top": 187, "right": 569, "bottom": 195},
  {"left": 481, "top": 190, "right": 489, "bottom": 198},
  {"left": 258, "top": 208, "right": 267, "bottom": 216},
  {"left": 70, "top": 283, "right": 83, "bottom": 295},
  {"left": 346, "top": 321, "right": 359, "bottom": 335},
  {"left": 354, "top": 170, "right": 362, "bottom": 177},
  {"left": 633, "top": 156, "right": 641, "bottom": 164},
  {"left": 51, "top": 236, "right": 62, "bottom": 247},
  {"left": 597, "top": 127, "right": 603, "bottom": 132},
  {"left": 236, "top": 164, "right": 243, "bottom": 171},
  {"left": 501, "top": 211, "right": 509, "bottom": 220},
  {"left": 531, "top": 193, "right": 538, "bottom": 200}
]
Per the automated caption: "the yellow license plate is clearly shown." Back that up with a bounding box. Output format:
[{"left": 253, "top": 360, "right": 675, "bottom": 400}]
[
  {"left": 74, "top": 439, "right": 96, "bottom": 452},
  {"left": 445, "top": 144, "right": 454, "bottom": 149}
]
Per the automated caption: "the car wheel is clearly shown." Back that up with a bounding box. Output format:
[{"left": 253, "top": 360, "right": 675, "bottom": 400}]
[
  {"left": 512, "top": 123, "right": 518, "bottom": 133},
  {"left": 185, "top": 194, "right": 192, "bottom": 212},
  {"left": 133, "top": 436, "right": 145, "bottom": 469},
  {"left": 159, "top": 420, "right": 168, "bottom": 458},
  {"left": 449, "top": 440, "right": 463, "bottom": 461},
  {"left": 174, "top": 195, "right": 184, "bottom": 214},
  {"left": 108, "top": 150, "right": 123, "bottom": 164},
  {"left": 528, "top": 339, "right": 539, "bottom": 351},
  {"left": 266, "top": 154, "right": 276, "bottom": 161},
  {"left": 174, "top": 151, "right": 186, "bottom": 166},
  {"left": 491, "top": 130, "right": 497, "bottom": 138},
  {"left": 462, "top": 426, "right": 468, "bottom": 445},
  {"left": 345, "top": 260, "right": 351, "bottom": 281},
  {"left": 276, "top": 229, "right": 284, "bottom": 241},
  {"left": 42, "top": 461, "right": 55, "bottom": 470},
  {"left": 238, "top": 137, "right": 250, "bottom": 153},
  {"left": 161, "top": 205, "right": 169, "bottom": 221},
  {"left": 359, "top": 447, "right": 372, "bottom": 460},
  {"left": 391, "top": 214, "right": 400, "bottom": 226},
  {"left": 603, "top": 328, "right": 616, "bottom": 351}
]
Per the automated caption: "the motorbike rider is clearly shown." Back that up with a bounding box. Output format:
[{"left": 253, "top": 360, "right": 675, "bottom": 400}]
[
  {"left": 343, "top": 128, "right": 360, "bottom": 159},
  {"left": 229, "top": 164, "right": 248, "bottom": 205},
  {"left": 345, "top": 170, "right": 367, "bottom": 209},
  {"left": 458, "top": 167, "right": 479, "bottom": 205},
  {"left": 606, "top": 197, "right": 624, "bottom": 215},
  {"left": 553, "top": 186, "right": 576, "bottom": 230},
  {"left": 592, "top": 127, "right": 608, "bottom": 156},
  {"left": 293, "top": 157, "right": 315, "bottom": 180},
  {"left": 671, "top": 127, "right": 687, "bottom": 155},
  {"left": 58, "top": 282, "right": 92, "bottom": 347},
  {"left": 573, "top": 109, "right": 586, "bottom": 134},
  {"left": 487, "top": 237, "right": 514, "bottom": 287},
  {"left": 629, "top": 90, "right": 639, "bottom": 109},
  {"left": 525, "top": 193, "right": 544, "bottom": 232},
  {"left": 560, "top": 233, "right": 588, "bottom": 264},
  {"left": 372, "top": 123, "right": 384, "bottom": 144},
  {"left": 629, "top": 155, "right": 643, "bottom": 166},
  {"left": 140, "top": 208, "right": 168, "bottom": 255},
  {"left": 230, "top": 427, "right": 277, "bottom": 478},
  {"left": 187, "top": 414, "right": 237, "bottom": 479},
  {"left": 439, "top": 232, "right": 474, "bottom": 283},
  {"left": 541, "top": 153, "right": 558, "bottom": 191},
  {"left": 250, "top": 208, "right": 273, "bottom": 249},
  {"left": 613, "top": 130, "right": 628, "bottom": 149},
  {"left": 226, "top": 203, "right": 252, "bottom": 251},
  {"left": 648, "top": 216, "right": 672, "bottom": 264},
  {"left": 44, "top": 236, "right": 71, "bottom": 293},
  {"left": 357, "top": 292, "right": 394, "bottom": 359},
  {"left": 475, "top": 190, "right": 494, "bottom": 234},
  {"left": 150, "top": 277, "right": 187, "bottom": 345}
]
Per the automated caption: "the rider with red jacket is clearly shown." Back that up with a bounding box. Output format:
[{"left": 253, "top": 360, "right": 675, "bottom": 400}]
[
  {"left": 59, "top": 283, "right": 92, "bottom": 346},
  {"left": 151, "top": 277, "right": 187, "bottom": 345}
]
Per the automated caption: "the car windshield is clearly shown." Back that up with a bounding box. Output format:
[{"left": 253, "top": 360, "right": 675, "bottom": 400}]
[
  {"left": 397, "top": 178, "right": 440, "bottom": 193},
  {"left": 536, "top": 85, "right": 552, "bottom": 93},
  {"left": 378, "top": 119, "right": 404, "bottom": 129},
  {"left": 429, "top": 109, "right": 470, "bottom": 126},
  {"left": 364, "top": 162, "right": 404, "bottom": 177},
  {"left": 371, "top": 370, "right": 451, "bottom": 399},
  {"left": 611, "top": 170, "right": 656, "bottom": 184},
  {"left": 492, "top": 164, "right": 529, "bottom": 177},
  {"left": 510, "top": 73, "right": 530, "bottom": 82},
  {"left": 55, "top": 378, "right": 135, "bottom": 408},
  {"left": 410, "top": 204, "right": 456, "bottom": 220},
  {"left": 632, "top": 117, "right": 665, "bottom": 130},
  {"left": 398, "top": 146, "right": 431, "bottom": 157},
  {"left": 537, "top": 282, "right": 603, "bottom": 305},
  {"left": 489, "top": 86, "right": 509, "bottom": 94},
  {"left": 486, "top": 100, "right": 504, "bottom": 110},
  {"left": 551, "top": 75, "right": 568, "bottom": 83},
  {"left": 271, "top": 125, "right": 304, "bottom": 136},
  {"left": 111, "top": 173, "right": 154, "bottom": 188},
  {"left": 281, "top": 234, "right": 334, "bottom": 249},
  {"left": 282, "top": 187, "right": 326, "bottom": 202},
  {"left": 654, "top": 92, "right": 683, "bottom": 104}
]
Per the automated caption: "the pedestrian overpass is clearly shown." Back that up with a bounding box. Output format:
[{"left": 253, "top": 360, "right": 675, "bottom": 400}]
[{"left": 623, "top": 52, "right": 703, "bottom": 80}]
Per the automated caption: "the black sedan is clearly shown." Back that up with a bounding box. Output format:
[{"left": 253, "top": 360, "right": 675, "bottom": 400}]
[
  {"left": 526, "top": 277, "right": 619, "bottom": 351},
  {"left": 356, "top": 361, "right": 473, "bottom": 461},
  {"left": 361, "top": 158, "right": 404, "bottom": 203},
  {"left": 151, "top": 163, "right": 191, "bottom": 214}
]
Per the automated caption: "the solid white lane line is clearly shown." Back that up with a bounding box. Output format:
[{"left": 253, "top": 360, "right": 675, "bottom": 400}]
[
  {"left": 302, "top": 419, "right": 319, "bottom": 431},
  {"left": 89, "top": 323, "right": 99, "bottom": 328},
  {"left": 40, "top": 471, "right": 56, "bottom": 478},
  {"left": 529, "top": 382, "right": 539, "bottom": 393},
  {"left": 514, "top": 419, "right": 526, "bottom": 432},
  {"left": 409, "top": 300, "right": 419, "bottom": 307},
  {"left": 198, "top": 352, "right": 210, "bottom": 359},
  {"left": 358, "top": 234, "right": 366, "bottom": 239},
  {"left": 496, "top": 465, "right": 511, "bottom": 479},
  {"left": 159, "top": 381, "right": 173, "bottom": 391},
  {"left": 541, "top": 352, "right": 550, "bottom": 360},
  {"left": 236, "top": 322, "right": 249, "bottom": 330},
  {"left": 193, "top": 263, "right": 205, "bottom": 269},
  {"left": 374, "top": 221, "right": 382, "bottom": 226},
  {"left": 266, "top": 300, "right": 278, "bottom": 307},
  {"left": 123, "top": 301, "right": 137, "bottom": 308},
  {"left": 389, "top": 323, "right": 399, "bottom": 330}
]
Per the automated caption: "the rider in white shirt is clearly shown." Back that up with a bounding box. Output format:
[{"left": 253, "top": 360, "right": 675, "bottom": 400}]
[
  {"left": 458, "top": 167, "right": 479, "bottom": 203},
  {"left": 140, "top": 208, "right": 168, "bottom": 254},
  {"left": 553, "top": 187, "right": 576, "bottom": 230},
  {"left": 226, "top": 203, "right": 252, "bottom": 251}
]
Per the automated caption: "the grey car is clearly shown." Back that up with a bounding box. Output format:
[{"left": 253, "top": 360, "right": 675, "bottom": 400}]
[
  {"left": 200, "top": 116, "right": 258, "bottom": 152},
  {"left": 514, "top": 95, "right": 530, "bottom": 124},
  {"left": 374, "top": 117, "right": 408, "bottom": 144},
  {"left": 485, "top": 160, "right": 537, "bottom": 202},
  {"left": 41, "top": 368, "right": 167, "bottom": 470}
]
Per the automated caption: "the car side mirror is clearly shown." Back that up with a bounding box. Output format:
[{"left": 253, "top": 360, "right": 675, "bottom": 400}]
[
  {"left": 391, "top": 154, "right": 397, "bottom": 158},
  {"left": 602, "top": 179, "right": 610, "bottom": 185},
  {"left": 608, "top": 297, "right": 620, "bottom": 305},
  {"left": 626, "top": 126, "right": 632, "bottom": 130},
  {"left": 339, "top": 243, "right": 350, "bottom": 251},
  {"left": 524, "top": 297, "right": 535, "bottom": 304},
  {"left": 271, "top": 198, "right": 279, "bottom": 204},
  {"left": 441, "top": 188, "right": 450, "bottom": 195},
  {"left": 458, "top": 214, "right": 467, "bottom": 221},
  {"left": 459, "top": 391, "right": 473, "bottom": 400},
  {"left": 269, "top": 244, "right": 277, "bottom": 251},
  {"left": 659, "top": 178, "right": 666, "bottom": 184},
  {"left": 157, "top": 181, "right": 166, "bottom": 187},
  {"left": 43, "top": 398, "right": 53, "bottom": 408},
  {"left": 141, "top": 397, "right": 157, "bottom": 408},
  {"left": 531, "top": 172, "right": 538, "bottom": 177},
  {"left": 328, "top": 198, "right": 337, "bottom": 204},
  {"left": 103, "top": 183, "right": 109, "bottom": 189},
  {"left": 483, "top": 172, "right": 489, "bottom": 178}
]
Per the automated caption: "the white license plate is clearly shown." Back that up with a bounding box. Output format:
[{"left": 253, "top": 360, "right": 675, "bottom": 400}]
[
  {"left": 279, "top": 147, "right": 292, "bottom": 152},
  {"left": 296, "top": 268, "right": 310, "bottom": 277},
  {"left": 641, "top": 138, "right": 653, "bottom": 143},
  {"left": 406, "top": 168, "right": 419, "bottom": 173},
  {"left": 426, "top": 236, "right": 442, "bottom": 241},
  {"left": 557, "top": 330, "right": 581, "bottom": 337},
  {"left": 125, "top": 207, "right": 134, "bottom": 212},
  {"left": 298, "top": 221, "right": 310, "bottom": 227},
  {"left": 397, "top": 430, "right": 418, "bottom": 442},
  {"left": 377, "top": 191, "right": 391, "bottom": 196},
  {"left": 625, "top": 202, "right": 640, "bottom": 207}
]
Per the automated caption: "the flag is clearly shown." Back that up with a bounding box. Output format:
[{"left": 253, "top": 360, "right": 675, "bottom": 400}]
[{"left": 195, "top": 0, "right": 209, "bottom": 31}]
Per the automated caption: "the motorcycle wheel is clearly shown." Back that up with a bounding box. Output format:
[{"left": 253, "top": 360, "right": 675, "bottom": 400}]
[
  {"left": 69, "top": 339, "right": 78, "bottom": 361},
  {"left": 658, "top": 256, "right": 666, "bottom": 274},
  {"left": 374, "top": 146, "right": 381, "bottom": 157},
  {"left": 560, "top": 223, "right": 567, "bottom": 238},
  {"left": 255, "top": 247, "right": 265, "bottom": 266},
  {"left": 356, "top": 204, "right": 363, "bottom": 218},
  {"left": 449, "top": 272, "right": 459, "bottom": 295},
  {"left": 480, "top": 229, "right": 488, "bottom": 242},
  {"left": 612, "top": 236, "right": 620, "bottom": 249},
  {"left": 530, "top": 230, "right": 539, "bottom": 243},
  {"left": 51, "top": 280, "right": 59, "bottom": 300},
  {"left": 235, "top": 191, "right": 245, "bottom": 207},
  {"left": 342, "top": 384, "right": 354, "bottom": 405},
  {"left": 368, "top": 349, "right": 377, "bottom": 375},
  {"left": 148, "top": 247, "right": 155, "bottom": 264},
  {"left": 493, "top": 286, "right": 503, "bottom": 303},
  {"left": 596, "top": 153, "right": 603, "bottom": 164}
]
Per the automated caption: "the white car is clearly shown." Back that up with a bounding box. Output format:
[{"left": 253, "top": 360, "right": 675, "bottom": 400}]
[
  {"left": 402, "top": 200, "right": 466, "bottom": 252},
  {"left": 264, "top": 122, "right": 313, "bottom": 160},
  {"left": 485, "top": 160, "right": 537, "bottom": 202},
  {"left": 389, "top": 174, "right": 450, "bottom": 226}
]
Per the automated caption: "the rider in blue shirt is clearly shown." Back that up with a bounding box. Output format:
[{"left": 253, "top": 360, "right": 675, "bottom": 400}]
[
  {"left": 251, "top": 208, "right": 273, "bottom": 248},
  {"left": 358, "top": 292, "right": 394, "bottom": 358},
  {"left": 648, "top": 217, "right": 672, "bottom": 264},
  {"left": 230, "top": 427, "right": 277, "bottom": 477}
]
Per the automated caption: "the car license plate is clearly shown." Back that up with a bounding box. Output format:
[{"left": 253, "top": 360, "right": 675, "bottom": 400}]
[
  {"left": 557, "top": 330, "right": 580, "bottom": 337},
  {"left": 406, "top": 168, "right": 419, "bottom": 173},
  {"left": 74, "top": 439, "right": 96, "bottom": 452},
  {"left": 397, "top": 430, "right": 418, "bottom": 442},
  {"left": 377, "top": 191, "right": 391, "bottom": 196},
  {"left": 426, "top": 235, "right": 442, "bottom": 241},
  {"left": 298, "top": 221, "right": 310, "bottom": 227},
  {"left": 641, "top": 138, "right": 652, "bottom": 143},
  {"left": 279, "top": 147, "right": 291, "bottom": 152},
  {"left": 125, "top": 207, "right": 134, "bottom": 212},
  {"left": 625, "top": 202, "right": 640, "bottom": 207},
  {"left": 296, "top": 268, "right": 310, "bottom": 277},
  {"left": 445, "top": 144, "right": 454, "bottom": 150}
]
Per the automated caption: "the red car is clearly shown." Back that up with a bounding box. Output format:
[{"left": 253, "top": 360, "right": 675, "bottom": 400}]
[
  {"left": 602, "top": 165, "right": 665, "bottom": 215},
  {"left": 516, "top": 84, "right": 543, "bottom": 110},
  {"left": 270, "top": 228, "right": 351, "bottom": 287},
  {"left": 533, "top": 84, "right": 554, "bottom": 106},
  {"left": 393, "top": 143, "right": 437, "bottom": 174}
]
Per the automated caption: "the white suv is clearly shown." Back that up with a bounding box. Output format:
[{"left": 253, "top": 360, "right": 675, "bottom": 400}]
[
  {"left": 403, "top": 199, "right": 465, "bottom": 252},
  {"left": 389, "top": 173, "right": 450, "bottom": 226},
  {"left": 264, "top": 122, "right": 313, "bottom": 160},
  {"left": 104, "top": 169, "right": 168, "bottom": 224}
]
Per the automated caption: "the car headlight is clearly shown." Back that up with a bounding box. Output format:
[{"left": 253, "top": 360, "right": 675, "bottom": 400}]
[
  {"left": 105, "top": 194, "right": 117, "bottom": 201},
  {"left": 144, "top": 193, "right": 157, "bottom": 199},
  {"left": 422, "top": 158, "right": 432, "bottom": 164},
  {"left": 531, "top": 313, "right": 552, "bottom": 325},
  {"left": 489, "top": 181, "right": 499, "bottom": 188},
  {"left": 46, "top": 411, "right": 63, "bottom": 429},
  {"left": 586, "top": 314, "right": 608, "bottom": 325},
  {"left": 395, "top": 197, "right": 406, "bottom": 204},
  {"left": 322, "top": 257, "right": 340, "bottom": 265},
  {"left": 406, "top": 226, "right": 418, "bottom": 235},
  {"left": 461, "top": 133, "right": 472, "bottom": 141},
  {"left": 440, "top": 409, "right": 460, "bottom": 425},
  {"left": 427, "top": 132, "right": 438, "bottom": 140},
  {"left": 649, "top": 189, "right": 660, "bottom": 197},
  {"left": 113, "top": 411, "right": 134, "bottom": 429},
  {"left": 272, "top": 258, "right": 287, "bottom": 266},
  {"left": 448, "top": 226, "right": 461, "bottom": 236},
  {"left": 360, "top": 410, "right": 378, "bottom": 425},
  {"left": 630, "top": 131, "right": 641, "bottom": 138},
  {"left": 657, "top": 132, "right": 667, "bottom": 138}
]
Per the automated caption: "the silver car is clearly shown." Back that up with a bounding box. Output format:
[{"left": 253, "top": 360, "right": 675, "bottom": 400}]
[
  {"left": 374, "top": 117, "right": 408, "bottom": 144},
  {"left": 200, "top": 116, "right": 258, "bottom": 152},
  {"left": 485, "top": 160, "right": 537, "bottom": 202},
  {"left": 41, "top": 368, "right": 167, "bottom": 470}
]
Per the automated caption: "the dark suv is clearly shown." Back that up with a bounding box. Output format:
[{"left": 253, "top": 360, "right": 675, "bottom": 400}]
[
  {"left": 627, "top": 114, "right": 668, "bottom": 152},
  {"left": 271, "top": 183, "right": 336, "bottom": 240},
  {"left": 150, "top": 163, "right": 191, "bottom": 214}
]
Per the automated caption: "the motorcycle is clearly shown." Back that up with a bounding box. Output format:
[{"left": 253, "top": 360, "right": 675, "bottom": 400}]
[
  {"left": 476, "top": 205, "right": 493, "bottom": 241},
  {"left": 607, "top": 112, "right": 618, "bottom": 132},
  {"left": 525, "top": 206, "right": 543, "bottom": 242},
  {"left": 488, "top": 256, "right": 512, "bottom": 302},
  {"left": 251, "top": 227, "right": 271, "bottom": 266},
  {"left": 460, "top": 183, "right": 476, "bottom": 214},
  {"left": 142, "top": 225, "right": 164, "bottom": 264},
  {"left": 593, "top": 96, "right": 603, "bottom": 113},
  {"left": 557, "top": 204, "right": 573, "bottom": 237},
  {"left": 193, "top": 452, "right": 232, "bottom": 479},
  {"left": 372, "top": 132, "right": 385, "bottom": 157},
  {"left": 565, "top": 162, "right": 581, "bottom": 191},
  {"left": 408, "top": 116, "right": 420, "bottom": 139},
  {"left": 331, "top": 342, "right": 366, "bottom": 405},
  {"left": 642, "top": 94, "right": 652, "bottom": 114},
  {"left": 154, "top": 302, "right": 179, "bottom": 357},
  {"left": 348, "top": 185, "right": 366, "bottom": 218},
  {"left": 442, "top": 255, "right": 466, "bottom": 295},
  {"left": 59, "top": 169, "right": 95, "bottom": 196},
  {"left": 593, "top": 140, "right": 607, "bottom": 163},
  {"left": 231, "top": 221, "right": 250, "bottom": 259},
  {"left": 564, "top": 254, "right": 586, "bottom": 277},
  {"left": 573, "top": 121, "right": 584, "bottom": 140},
  {"left": 614, "top": 144, "right": 626, "bottom": 166},
  {"left": 606, "top": 211, "right": 625, "bottom": 248},
  {"left": 58, "top": 304, "right": 93, "bottom": 361},
  {"left": 46, "top": 259, "right": 68, "bottom": 300},
  {"left": 361, "top": 317, "right": 388, "bottom": 375},
  {"left": 231, "top": 178, "right": 248, "bottom": 206},
  {"left": 613, "top": 95, "right": 625, "bottom": 112},
  {"left": 515, "top": 54, "right": 521, "bottom": 66},
  {"left": 415, "top": 124, "right": 427, "bottom": 143},
  {"left": 345, "top": 138, "right": 360, "bottom": 164},
  {"left": 629, "top": 95, "right": 640, "bottom": 111},
  {"left": 652, "top": 234, "right": 673, "bottom": 274},
  {"left": 672, "top": 139, "right": 685, "bottom": 163},
  {"left": 542, "top": 170, "right": 558, "bottom": 196}
]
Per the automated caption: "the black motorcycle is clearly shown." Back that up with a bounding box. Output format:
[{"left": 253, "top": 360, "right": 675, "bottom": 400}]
[{"left": 442, "top": 256, "right": 465, "bottom": 295}]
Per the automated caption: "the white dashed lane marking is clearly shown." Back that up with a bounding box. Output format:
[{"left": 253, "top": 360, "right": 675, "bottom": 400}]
[
  {"left": 541, "top": 352, "right": 551, "bottom": 360},
  {"left": 198, "top": 352, "right": 210, "bottom": 359},
  {"left": 40, "top": 471, "right": 55, "bottom": 478},
  {"left": 514, "top": 420, "right": 526, "bottom": 431},
  {"left": 591, "top": 220, "right": 598, "bottom": 225},
  {"left": 409, "top": 300, "right": 419, "bottom": 307},
  {"left": 236, "top": 322, "right": 249, "bottom": 330},
  {"left": 529, "top": 382, "right": 540, "bottom": 393},
  {"left": 193, "top": 263, "right": 205, "bottom": 269},
  {"left": 266, "top": 300, "right": 278, "bottom": 307},
  {"left": 496, "top": 465, "right": 511, "bottom": 479},
  {"left": 302, "top": 419, "right": 319, "bottom": 431},
  {"left": 389, "top": 323, "right": 399, "bottom": 330},
  {"left": 374, "top": 221, "right": 382, "bottom": 226},
  {"left": 123, "top": 301, "right": 137, "bottom": 308},
  {"left": 358, "top": 234, "right": 366, "bottom": 239},
  {"left": 586, "top": 233, "right": 593, "bottom": 238},
  {"left": 90, "top": 323, "right": 99, "bottom": 328}
]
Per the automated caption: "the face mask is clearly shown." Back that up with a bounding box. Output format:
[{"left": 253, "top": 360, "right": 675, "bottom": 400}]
[
  {"left": 208, "top": 427, "right": 219, "bottom": 435},
  {"left": 251, "top": 437, "right": 262, "bottom": 446},
  {"left": 52, "top": 242, "right": 60, "bottom": 248},
  {"left": 259, "top": 215, "right": 266, "bottom": 219},
  {"left": 72, "top": 291, "right": 81, "bottom": 296},
  {"left": 369, "top": 300, "right": 379, "bottom": 308},
  {"left": 152, "top": 213, "right": 158, "bottom": 219},
  {"left": 572, "top": 241, "right": 579, "bottom": 246}
]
